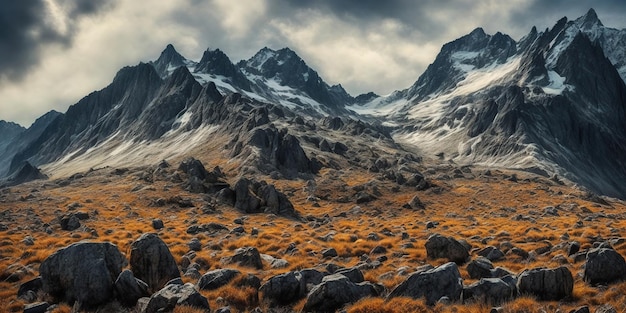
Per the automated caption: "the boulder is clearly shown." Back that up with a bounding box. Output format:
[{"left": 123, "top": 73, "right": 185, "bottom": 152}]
[
  {"left": 467, "top": 257, "right": 494, "bottom": 279},
  {"left": 303, "top": 274, "right": 380, "bottom": 312},
  {"left": 143, "top": 283, "right": 210, "bottom": 313},
  {"left": 260, "top": 269, "right": 324, "bottom": 306},
  {"left": 335, "top": 267, "right": 364, "bottom": 283},
  {"left": 425, "top": 234, "right": 470, "bottom": 264},
  {"left": 39, "top": 242, "right": 126, "bottom": 309},
  {"left": 477, "top": 246, "right": 505, "bottom": 262},
  {"left": 463, "top": 277, "right": 517, "bottom": 304},
  {"left": 234, "top": 178, "right": 261, "bottom": 213},
  {"left": 130, "top": 233, "right": 180, "bottom": 293},
  {"left": 517, "top": 266, "right": 573, "bottom": 300},
  {"left": 197, "top": 269, "right": 241, "bottom": 290},
  {"left": 233, "top": 178, "right": 298, "bottom": 217},
  {"left": 584, "top": 248, "right": 626, "bottom": 285},
  {"left": 115, "top": 269, "right": 150, "bottom": 307},
  {"left": 225, "top": 247, "right": 263, "bottom": 269},
  {"left": 388, "top": 262, "right": 463, "bottom": 305},
  {"left": 60, "top": 214, "right": 81, "bottom": 231}
]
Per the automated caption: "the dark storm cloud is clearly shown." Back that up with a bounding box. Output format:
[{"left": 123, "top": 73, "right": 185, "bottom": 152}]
[
  {"left": 0, "top": 0, "right": 115, "bottom": 82},
  {"left": 509, "top": 1, "right": 626, "bottom": 34}
]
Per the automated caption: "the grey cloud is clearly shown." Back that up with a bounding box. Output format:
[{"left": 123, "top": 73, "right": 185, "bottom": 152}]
[{"left": 0, "top": 0, "right": 115, "bottom": 82}]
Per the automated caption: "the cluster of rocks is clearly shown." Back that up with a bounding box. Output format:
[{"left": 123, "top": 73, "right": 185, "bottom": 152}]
[
  {"left": 17, "top": 226, "right": 626, "bottom": 313},
  {"left": 19, "top": 234, "right": 211, "bottom": 312},
  {"left": 145, "top": 158, "right": 300, "bottom": 218}
]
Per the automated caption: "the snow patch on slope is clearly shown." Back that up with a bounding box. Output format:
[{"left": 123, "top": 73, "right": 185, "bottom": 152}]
[{"left": 41, "top": 125, "right": 218, "bottom": 178}]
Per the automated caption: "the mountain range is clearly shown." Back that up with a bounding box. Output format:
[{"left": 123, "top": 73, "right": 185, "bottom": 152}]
[{"left": 1, "top": 8, "right": 625, "bottom": 199}]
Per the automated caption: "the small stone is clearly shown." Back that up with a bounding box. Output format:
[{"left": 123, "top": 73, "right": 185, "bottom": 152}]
[{"left": 152, "top": 219, "right": 164, "bottom": 230}]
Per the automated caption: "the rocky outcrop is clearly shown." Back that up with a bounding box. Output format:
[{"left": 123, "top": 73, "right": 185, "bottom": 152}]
[
  {"left": 130, "top": 233, "right": 180, "bottom": 293},
  {"left": 233, "top": 126, "right": 319, "bottom": 177},
  {"left": 517, "top": 266, "right": 573, "bottom": 300},
  {"left": 388, "top": 262, "right": 463, "bottom": 305},
  {"left": 233, "top": 178, "right": 298, "bottom": 217},
  {"left": 1, "top": 162, "right": 47, "bottom": 187},
  {"left": 178, "top": 157, "right": 229, "bottom": 193},
  {"left": 583, "top": 248, "right": 626, "bottom": 285},
  {"left": 39, "top": 242, "right": 126, "bottom": 310},
  {"left": 425, "top": 234, "right": 470, "bottom": 264}
]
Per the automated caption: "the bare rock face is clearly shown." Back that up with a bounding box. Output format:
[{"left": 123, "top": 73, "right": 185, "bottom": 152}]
[
  {"left": 517, "top": 266, "right": 573, "bottom": 300},
  {"left": 130, "top": 233, "right": 180, "bottom": 293},
  {"left": 388, "top": 262, "right": 463, "bottom": 305},
  {"left": 39, "top": 242, "right": 127, "bottom": 310},
  {"left": 233, "top": 178, "right": 298, "bottom": 217},
  {"left": 583, "top": 248, "right": 626, "bottom": 285}
]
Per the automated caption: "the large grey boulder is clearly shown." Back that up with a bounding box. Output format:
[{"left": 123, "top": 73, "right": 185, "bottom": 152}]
[
  {"left": 130, "top": 233, "right": 180, "bottom": 293},
  {"left": 197, "top": 269, "right": 241, "bottom": 290},
  {"left": 260, "top": 269, "right": 324, "bottom": 306},
  {"left": 425, "top": 234, "right": 470, "bottom": 264},
  {"left": 583, "top": 248, "right": 626, "bottom": 285},
  {"left": 143, "top": 283, "right": 210, "bottom": 313},
  {"left": 388, "top": 262, "right": 463, "bottom": 305},
  {"left": 303, "top": 274, "right": 381, "bottom": 312},
  {"left": 39, "top": 242, "right": 126, "bottom": 309},
  {"left": 463, "top": 277, "right": 517, "bottom": 304},
  {"left": 517, "top": 266, "right": 573, "bottom": 300},
  {"left": 115, "top": 269, "right": 150, "bottom": 307}
]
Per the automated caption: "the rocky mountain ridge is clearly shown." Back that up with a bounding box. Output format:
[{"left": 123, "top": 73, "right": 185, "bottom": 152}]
[{"left": 1, "top": 9, "right": 625, "bottom": 199}]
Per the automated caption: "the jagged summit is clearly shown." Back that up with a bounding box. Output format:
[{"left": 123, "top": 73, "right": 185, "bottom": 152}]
[
  {"left": 1, "top": 8, "right": 626, "bottom": 200},
  {"left": 151, "top": 44, "right": 192, "bottom": 78},
  {"left": 576, "top": 8, "right": 603, "bottom": 30},
  {"left": 195, "top": 48, "right": 251, "bottom": 91},
  {"left": 351, "top": 8, "right": 626, "bottom": 199}
]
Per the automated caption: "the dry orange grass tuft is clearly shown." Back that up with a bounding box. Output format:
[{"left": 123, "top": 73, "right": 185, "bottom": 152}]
[{"left": 348, "top": 297, "right": 433, "bottom": 313}]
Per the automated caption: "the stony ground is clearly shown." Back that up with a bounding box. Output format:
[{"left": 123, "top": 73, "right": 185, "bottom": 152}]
[{"left": 1, "top": 157, "right": 626, "bottom": 313}]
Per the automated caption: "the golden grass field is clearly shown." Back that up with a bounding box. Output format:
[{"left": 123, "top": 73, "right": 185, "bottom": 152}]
[{"left": 1, "top": 158, "right": 626, "bottom": 312}]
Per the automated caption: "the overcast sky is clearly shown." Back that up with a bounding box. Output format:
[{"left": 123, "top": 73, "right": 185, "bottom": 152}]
[{"left": 1, "top": 0, "right": 626, "bottom": 127}]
